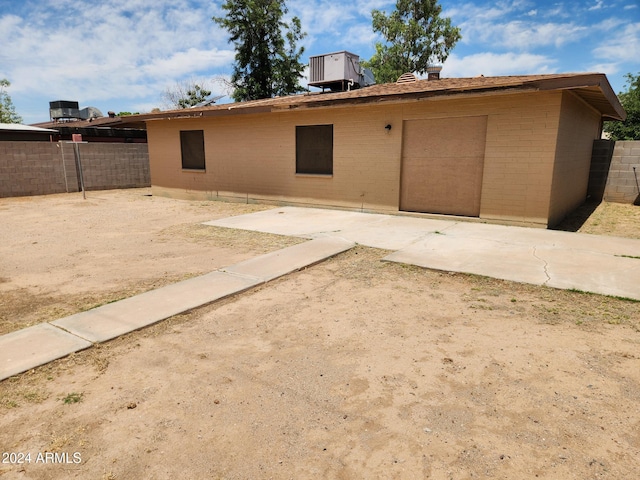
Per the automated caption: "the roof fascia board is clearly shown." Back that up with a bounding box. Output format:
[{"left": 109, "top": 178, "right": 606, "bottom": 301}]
[
  {"left": 141, "top": 105, "right": 273, "bottom": 122},
  {"left": 270, "top": 85, "right": 541, "bottom": 111},
  {"left": 532, "top": 74, "right": 625, "bottom": 120}
]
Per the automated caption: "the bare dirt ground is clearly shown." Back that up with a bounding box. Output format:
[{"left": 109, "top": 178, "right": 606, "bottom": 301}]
[{"left": 1, "top": 189, "right": 639, "bottom": 479}]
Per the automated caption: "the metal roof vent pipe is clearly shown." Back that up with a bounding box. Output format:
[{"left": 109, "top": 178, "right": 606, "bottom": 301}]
[{"left": 427, "top": 65, "right": 443, "bottom": 80}]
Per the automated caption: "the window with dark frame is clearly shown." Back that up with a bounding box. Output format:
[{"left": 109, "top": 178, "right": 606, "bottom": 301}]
[
  {"left": 296, "top": 124, "right": 333, "bottom": 175},
  {"left": 180, "top": 130, "right": 206, "bottom": 170}
]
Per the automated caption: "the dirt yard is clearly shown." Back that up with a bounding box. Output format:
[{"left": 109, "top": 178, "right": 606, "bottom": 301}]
[{"left": 1, "top": 189, "right": 639, "bottom": 479}]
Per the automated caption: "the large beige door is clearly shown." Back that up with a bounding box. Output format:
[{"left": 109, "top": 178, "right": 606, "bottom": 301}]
[{"left": 400, "top": 116, "right": 487, "bottom": 216}]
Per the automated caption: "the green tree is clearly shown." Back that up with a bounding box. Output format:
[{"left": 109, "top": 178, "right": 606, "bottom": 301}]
[
  {"left": 363, "top": 0, "right": 461, "bottom": 84},
  {"left": 0, "top": 79, "right": 22, "bottom": 124},
  {"left": 213, "top": 0, "right": 306, "bottom": 101},
  {"left": 177, "top": 85, "right": 212, "bottom": 109},
  {"left": 604, "top": 72, "right": 640, "bottom": 140},
  {"left": 162, "top": 80, "right": 213, "bottom": 109}
]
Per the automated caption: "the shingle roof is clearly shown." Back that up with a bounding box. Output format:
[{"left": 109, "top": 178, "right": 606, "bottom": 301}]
[
  {"left": 135, "top": 73, "right": 624, "bottom": 122},
  {"left": 31, "top": 73, "right": 625, "bottom": 130}
]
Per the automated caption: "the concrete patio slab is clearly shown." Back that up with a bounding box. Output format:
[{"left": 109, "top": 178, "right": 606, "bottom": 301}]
[
  {"left": 207, "top": 206, "right": 455, "bottom": 250},
  {"left": 205, "top": 206, "right": 370, "bottom": 237},
  {"left": 542, "top": 248, "right": 640, "bottom": 299},
  {"left": 383, "top": 223, "right": 640, "bottom": 299},
  {"left": 383, "top": 233, "right": 552, "bottom": 285},
  {"left": 0, "top": 324, "right": 92, "bottom": 381},
  {"left": 207, "top": 206, "right": 640, "bottom": 301},
  {"left": 221, "top": 237, "right": 355, "bottom": 281},
  {"left": 447, "top": 222, "right": 640, "bottom": 257}
]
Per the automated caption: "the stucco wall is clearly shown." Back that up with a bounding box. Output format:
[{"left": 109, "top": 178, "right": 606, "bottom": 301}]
[
  {"left": 148, "top": 90, "right": 568, "bottom": 227},
  {"left": 548, "top": 91, "right": 602, "bottom": 226}
]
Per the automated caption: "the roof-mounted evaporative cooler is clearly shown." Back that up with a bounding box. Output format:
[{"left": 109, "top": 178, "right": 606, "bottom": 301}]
[
  {"left": 308, "top": 51, "right": 375, "bottom": 92},
  {"left": 49, "top": 101, "right": 103, "bottom": 121}
]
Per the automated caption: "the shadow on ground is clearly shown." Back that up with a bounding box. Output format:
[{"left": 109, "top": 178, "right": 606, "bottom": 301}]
[{"left": 552, "top": 199, "right": 602, "bottom": 232}]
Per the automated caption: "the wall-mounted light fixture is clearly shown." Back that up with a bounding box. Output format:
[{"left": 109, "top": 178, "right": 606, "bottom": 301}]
[{"left": 385, "top": 124, "right": 392, "bottom": 131}]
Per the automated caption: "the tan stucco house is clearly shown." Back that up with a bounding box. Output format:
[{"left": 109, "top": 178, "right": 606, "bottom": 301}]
[{"left": 138, "top": 73, "right": 625, "bottom": 228}]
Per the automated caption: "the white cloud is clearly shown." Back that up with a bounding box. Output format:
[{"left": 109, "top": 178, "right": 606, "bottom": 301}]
[
  {"left": 459, "top": 17, "right": 588, "bottom": 49},
  {"left": 449, "top": 1, "right": 588, "bottom": 50},
  {"left": 0, "top": 0, "right": 228, "bottom": 106},
  {"left": 586, "top": 62, "right": 620, "bottom": 76},
  {"left": 442, "top": 52, "right": 556, "bottom": 78},
  {"left": 592, "top": 23, "right": 640, "bottom": 63},
  {"left": 542, "top": 5, "right": 569, "bottom": 19},
  {"left": 502, "top": 21, "right": 588, "bottom": 49},
  {"left": 588, "top": 0, "right": 604, "bottom": 11},
  {"left": 343, "top": 24, "right": 379, "bottom": 48},
  {"left": 141, "top": 48, "right": 235, "bottom": 78},
  {"left": 592, "top": 17, "right": 627, "bottom": 31}
]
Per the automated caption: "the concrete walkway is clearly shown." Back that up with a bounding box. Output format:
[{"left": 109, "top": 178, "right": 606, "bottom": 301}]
[
  {"left": 207, "top": 206, "right": 640, "bottom": 301},
  {"left": 3, "top": 206, "right": 638, "bottom": 381},
  {"left": 0, "top": 237, "right": 354, "bottom": 381}
]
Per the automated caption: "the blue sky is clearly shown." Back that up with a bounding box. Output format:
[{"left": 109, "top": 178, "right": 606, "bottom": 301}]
[{"left": 1, "top": 0, "right": 639, "bottom": 124}]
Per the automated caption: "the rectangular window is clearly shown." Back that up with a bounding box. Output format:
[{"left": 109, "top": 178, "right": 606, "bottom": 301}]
[
  {"left": 180, "top": 130, "right": 205, "bottom": 170},
  {"left": 296, "top": 125, "right": 333, "bottom": 175}
]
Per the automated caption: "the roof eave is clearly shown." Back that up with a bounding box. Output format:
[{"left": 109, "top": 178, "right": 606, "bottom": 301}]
[
  {"left": 134, "top": 73, "right": 627, "bottom": 122},
  {"left": 530, "top": 73, "right": 626, "bottom": 121}
]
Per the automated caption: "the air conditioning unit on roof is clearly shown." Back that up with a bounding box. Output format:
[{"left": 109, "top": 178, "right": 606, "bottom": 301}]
[
  {"left": 309, "top": 51, "right": 375, "bottom": 92},
  {"left": 49, "top": 100, "right": 80, "bottom": 121}
]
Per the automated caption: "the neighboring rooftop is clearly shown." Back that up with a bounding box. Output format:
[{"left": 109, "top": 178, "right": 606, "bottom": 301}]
[
  {"left": 32, "top": 114, "right": 147, "bottom": 130},
  {"left": 0, "top": 123, "right": 58, "bottom": 141},
  {"left": 0, "top": 123, "right": 57, "bottom": 133}
]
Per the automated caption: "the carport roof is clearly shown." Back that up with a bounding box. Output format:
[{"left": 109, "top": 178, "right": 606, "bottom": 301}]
[
  {"left": 138, "top": 73, "right": 626, "bottom": 123},
  {"left": 0, "top": 123, "right": 58, "bottom": 133}
]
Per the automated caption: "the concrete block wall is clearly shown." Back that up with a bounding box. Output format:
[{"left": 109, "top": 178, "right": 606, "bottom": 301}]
[
  {"left": 0, "top": 142, "right": 67, "bottom": 197},
  {"left": 73, "top": 143, "right": 150, "bottom": 191},
  {"left": 589, "top": 139, "right": 615, "bottom": 200},
  {"left": 603, "top": 140, "right": 640, "bottom": 203},
  {"left": 0, "top": 142, "right": 150, "bottom": 198}
]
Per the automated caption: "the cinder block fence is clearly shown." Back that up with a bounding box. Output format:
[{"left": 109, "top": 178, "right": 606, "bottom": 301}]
[
  {"left": 1, "top": 138, "right": 638, "bottom": 204},
  {"left": 0, "top": 142, "right": 150, "bottom": 198},
  {"left": 605, "top": 141, "right": 640, "bottom": 203}
]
